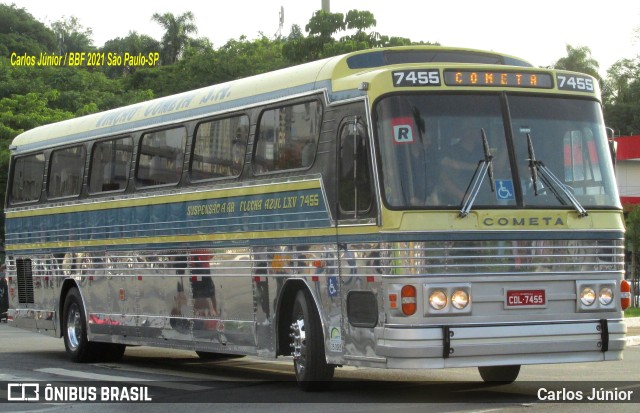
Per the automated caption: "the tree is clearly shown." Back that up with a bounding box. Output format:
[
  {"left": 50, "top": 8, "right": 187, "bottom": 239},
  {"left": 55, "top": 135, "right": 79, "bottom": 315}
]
[
  {"left": 601, "top": 57, "right": 640, "bottom": 135},
  {"left": 0, "top": 90, "right": 75, "bottom": 233},
  {"left": 282, "top": 24, "right": 308, "bottom": 64},
  {"left": 151, "top": 11, "right": 198, "bottom": 64},
  {"left": 51, "top": 16, "right": 94, "bottom": 54},
  {"left": 626, "top": 206, "right": 640, "bottom": 286},
  {"left": 101, "top": 31, "right": 161, "bottom": 77},
  {"left": 305, "top": 10, "right": 346, "bottom": 41},
  {"left": 283, "top": 9, "right": 435, "bottom": 64},
  {"left": 552, "top": 45, "right": 601, "bottom": 81},
  {"left": 0, "top": 4, "right": 56, "bottom": 56},
  {"left": 344, "top": 10, "right": 378, "bottom": 45}
]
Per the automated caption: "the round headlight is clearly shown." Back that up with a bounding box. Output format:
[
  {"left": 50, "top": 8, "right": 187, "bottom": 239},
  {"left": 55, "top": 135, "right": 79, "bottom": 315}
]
[
  {"left": 580, "top": 287, "right": 596, "bottom": 306},
  {"left": 451, "top": 290, "right": 469, "bottom": 309},
  {"left": 429, "top": 290, "right": 447, "bottom": 310},
  {"left": 598, "top": 287, "right": 613, "bottom": 306}
]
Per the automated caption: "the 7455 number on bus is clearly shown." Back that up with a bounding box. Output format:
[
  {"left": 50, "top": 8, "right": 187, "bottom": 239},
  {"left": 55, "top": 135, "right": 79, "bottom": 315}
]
[
  {"left": 557, "top": 74, "right": 594, "bottom": 92},
  {"left": 392, "top": 70, "right": 441, "bottom": 87}
]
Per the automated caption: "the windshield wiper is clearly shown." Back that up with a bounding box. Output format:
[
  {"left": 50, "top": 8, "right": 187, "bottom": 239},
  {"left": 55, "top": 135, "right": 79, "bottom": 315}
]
[
  {"left": 526, "top": 133, "right": 588, "bottom": 217},
  {"left": 459, "top": 128, "right": 495, "bottom": 217}
]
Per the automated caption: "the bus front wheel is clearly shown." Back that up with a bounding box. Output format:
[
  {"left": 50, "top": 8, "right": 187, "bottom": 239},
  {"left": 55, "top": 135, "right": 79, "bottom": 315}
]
[
  {"left": 478, "top": 365, "right": 521, "bottom": 384},
  {"left": 62, "top": 288, "right": 97, "bottom": 362},
  {"left": 62, "top": 287, "right": 125, "bottom": 363},
  {"left": 290, "top": 289, "right": 335, "bottom": 391}
]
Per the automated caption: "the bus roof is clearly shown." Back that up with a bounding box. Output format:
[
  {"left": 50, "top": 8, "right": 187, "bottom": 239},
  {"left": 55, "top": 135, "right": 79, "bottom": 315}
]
[{"left": 11, "top": 46, "right": 534, "bottom": 154}]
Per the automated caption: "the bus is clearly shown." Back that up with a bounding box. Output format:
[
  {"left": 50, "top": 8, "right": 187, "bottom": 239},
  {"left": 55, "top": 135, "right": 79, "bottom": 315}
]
[{"left": 4, "top": 46, "right": 630, "bottom": 391}]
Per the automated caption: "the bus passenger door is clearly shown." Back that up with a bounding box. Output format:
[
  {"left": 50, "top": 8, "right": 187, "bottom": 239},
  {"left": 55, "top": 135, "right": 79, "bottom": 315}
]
[
  {"left": 337, "top": 116, "right": 376, "bottom": 223},
  {"left": 336, "top": 115, "right": 381, "bottom": 361}
]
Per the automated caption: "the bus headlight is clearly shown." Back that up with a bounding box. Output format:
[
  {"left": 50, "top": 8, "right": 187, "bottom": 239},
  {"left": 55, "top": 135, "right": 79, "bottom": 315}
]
[
  {"left": 598, "top": 287, "right": 613, "bottom": 306},
  {"left": 424, "top": 284, "right": 472, "bottom": 315},
  {"left": 580, "top": 287, "right": 596, "bottom": 306},
  {"left": 451, "top": 290, "right": 469, "bottom": 309},
  {"left": 576, "top": 281, "right": 618, "bottom": 312},
  {"left": 429, "top": 290, "right": 447, "bottom": 310}
]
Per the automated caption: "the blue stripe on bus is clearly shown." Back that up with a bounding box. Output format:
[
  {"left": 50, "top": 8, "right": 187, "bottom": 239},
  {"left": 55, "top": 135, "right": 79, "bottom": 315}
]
[{"left": 5, "top": 188, "right": 332, "bottom": 249}]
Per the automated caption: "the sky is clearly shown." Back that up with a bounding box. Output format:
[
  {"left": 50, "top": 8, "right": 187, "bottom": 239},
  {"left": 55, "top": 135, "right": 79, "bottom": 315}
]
[{"left": 8, "top": 0, "right": 640, "bottom": 75}]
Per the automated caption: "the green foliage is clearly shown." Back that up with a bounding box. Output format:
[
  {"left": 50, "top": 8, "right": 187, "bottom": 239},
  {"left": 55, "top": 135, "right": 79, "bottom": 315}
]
[
  {"left": 100, "top": 31, "right": 161, "bottom": 78},
  {"left": 625, "top": 307, "right": 640, "bottom": 317},
  {"left": 0, "top": 4, "right": 56, "bottom": 56},
  {"left": 345, "top": 10, "right": 376, "bottom": 32},
  {"left": 51, "top": 16, "right": 95, "bottom": 54},
  {"left": 0, "top": 90, "right": 73, "bottom": 133},
  {"left": 627, "top": 206, "right": 640, "bottom": 280},
  {"left": 283, "top": 9, "right": 436, "bottom": 64},
  {"left": 602, "top": 58, "right": 640, "bottom": 135},
  {"left": 152, "top": 11, "right": 198, "bottom": 65},
  {"left": 552, "top": 45, "right": 601, "bottom": 81},
  {"left": 550, "top": 44, "right": 640, "bottom": 136},
  {"left": 0, "top": 91, "right": 75, "bottom": 232}
]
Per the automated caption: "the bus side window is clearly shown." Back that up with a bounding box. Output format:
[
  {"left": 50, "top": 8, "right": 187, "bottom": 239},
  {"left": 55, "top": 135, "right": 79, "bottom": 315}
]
[
  {"left": 10, "top": 153, "right": 45, "bottom": 204},
  {"left": 89, "top": 137, "right": 133, "bottom": 193},
  {"left": 48, "top": 145, "right": 86, "bottom": 199},
  {"left": 253, "top": 101, "right": 321, "bottom": 174},
  {"left": 137, "top": 126, "right": 187, "bottom": 187},
  {"left": 191, "top": 115, "right": 249, "bottom": 181},
  {"left": 339, "top": 117, "right": 373, "bottom": 219}
]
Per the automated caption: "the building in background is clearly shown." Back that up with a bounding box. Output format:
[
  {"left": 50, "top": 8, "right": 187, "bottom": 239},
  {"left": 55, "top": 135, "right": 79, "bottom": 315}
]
[{"left": 615, "top": 135, "right": 640, "bottom": 211}]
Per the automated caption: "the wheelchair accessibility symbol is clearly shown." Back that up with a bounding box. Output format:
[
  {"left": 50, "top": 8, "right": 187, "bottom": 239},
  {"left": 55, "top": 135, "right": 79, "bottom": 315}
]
[
  {"left": 495, "top": 180, "right": 515, "bottom": 201},
  {"left": 327, "top": 276, "right": 339, "bottom": 297}
]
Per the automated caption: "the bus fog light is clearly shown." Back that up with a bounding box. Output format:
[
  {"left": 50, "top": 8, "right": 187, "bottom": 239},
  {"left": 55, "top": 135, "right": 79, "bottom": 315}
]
[
  {"left": 598, "top": 287, "right": 613, "bottom": 306},
  {"left": 429, "top": 290, "right": 447, "bottom": 310},
  {"left": 580, "top": 287, "right": 596, "bottom": 306},
  {"left": 451, "top": 290, "right": 469, "bottom": 309}
]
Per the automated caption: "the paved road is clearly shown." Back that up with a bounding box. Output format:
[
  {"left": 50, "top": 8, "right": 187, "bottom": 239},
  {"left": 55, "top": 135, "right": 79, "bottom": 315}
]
[{"left": 0, "top": 322, "right": 639, "bottom": 412}]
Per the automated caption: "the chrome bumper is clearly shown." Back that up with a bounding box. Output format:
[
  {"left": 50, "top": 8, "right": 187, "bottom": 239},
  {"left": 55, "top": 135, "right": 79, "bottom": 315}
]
[{"left": 375, "top": 320, "right": 626, "bottom": 369}]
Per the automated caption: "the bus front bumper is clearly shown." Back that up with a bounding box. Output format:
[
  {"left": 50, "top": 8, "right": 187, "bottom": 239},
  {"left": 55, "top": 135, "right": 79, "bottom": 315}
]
[{"left": 374, "top": 320, "right": 626, "bottom": 369}]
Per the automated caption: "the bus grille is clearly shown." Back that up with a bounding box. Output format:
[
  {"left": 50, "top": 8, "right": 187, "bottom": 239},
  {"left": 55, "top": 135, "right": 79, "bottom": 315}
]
[
  {"left": 358, "top": 238, "right": 625, "bottom": 277},
  {"left": 16, "top": 258, "right": 34, "bottom": 304}
]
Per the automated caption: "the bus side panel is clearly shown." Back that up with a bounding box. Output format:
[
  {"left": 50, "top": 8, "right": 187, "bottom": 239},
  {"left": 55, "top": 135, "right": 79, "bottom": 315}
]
[
  {"left": 80, "top": 248, "right": 258, "bottom": 353},
  {"left": 6, "top": 255, "right": 61, "bottom": 337},
  {"left": 338, "top": 242, "right": 385, "bottom": 366}
]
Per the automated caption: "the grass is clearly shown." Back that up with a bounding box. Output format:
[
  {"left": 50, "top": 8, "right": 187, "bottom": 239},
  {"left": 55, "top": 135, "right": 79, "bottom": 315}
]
[{"left": 624, "top": 307, "right": 640, "bottom": 317}]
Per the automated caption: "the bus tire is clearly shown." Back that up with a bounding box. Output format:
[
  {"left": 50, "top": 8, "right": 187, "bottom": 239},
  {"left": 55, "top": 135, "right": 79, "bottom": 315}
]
[
  {"left": 62, "top": 287, "right": 99, "bottom": 362},
  {"left": 478, "top": 365, "right": 521, "bottom": 384},
  {"left": 195, "top": 351, "right": 245, "bottom": 360},
  {"left": 290, "top": 289, "right": 335, "bottom": 391},
  {"left": 96, "top": 342, "right": 126, "bottom": 362}
]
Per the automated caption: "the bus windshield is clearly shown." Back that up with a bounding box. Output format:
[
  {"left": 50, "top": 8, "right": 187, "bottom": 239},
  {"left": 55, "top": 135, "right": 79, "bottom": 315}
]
[{"left": 375, "top": 94, "right": 620, "bottom": 210}]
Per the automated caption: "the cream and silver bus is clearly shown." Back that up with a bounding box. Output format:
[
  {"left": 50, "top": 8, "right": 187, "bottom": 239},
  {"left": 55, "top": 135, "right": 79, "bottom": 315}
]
[{"left": 5, "top": 46, "right": 629, "bottom": 391}]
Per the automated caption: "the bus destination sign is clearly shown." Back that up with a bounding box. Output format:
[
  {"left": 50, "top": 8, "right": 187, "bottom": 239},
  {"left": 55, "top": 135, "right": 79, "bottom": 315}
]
[{"left": 444, "top": 70, "right": 553, "bottom": 89}]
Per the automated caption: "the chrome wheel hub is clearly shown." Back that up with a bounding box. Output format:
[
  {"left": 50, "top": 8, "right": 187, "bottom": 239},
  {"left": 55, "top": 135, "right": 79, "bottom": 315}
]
[
  {"left": 66, "top": 303, "right": 81, "bottom": 350},
  {"left": 290, "top": 319, "right": 306, "bottom": 373}
]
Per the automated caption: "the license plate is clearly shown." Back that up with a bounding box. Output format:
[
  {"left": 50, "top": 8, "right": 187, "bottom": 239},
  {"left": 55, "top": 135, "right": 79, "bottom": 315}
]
[{"left": 506, "top": 289, "right": 546, "bottom": 307}]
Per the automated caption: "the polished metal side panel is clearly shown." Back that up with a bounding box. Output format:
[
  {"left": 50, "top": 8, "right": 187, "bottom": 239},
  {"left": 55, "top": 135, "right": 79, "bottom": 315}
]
[
  {"left": 7, "top": 234, "right": 625, "bottom": 370},
  {"left": 32, "top": 255, "right": 60, "bottom": 334},
  {"left": 339, "top": 242, "right": 383, "bottom": 361},
  {"left": 253, "top": 244, "right": 342, "bottom": 361},
  {"left": 6, "top": 256, "right": 60, "bottom": 336}
]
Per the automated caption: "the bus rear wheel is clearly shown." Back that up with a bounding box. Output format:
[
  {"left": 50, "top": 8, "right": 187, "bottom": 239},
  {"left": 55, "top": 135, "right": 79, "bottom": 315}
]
[
  {"left": 478, "top": 365, "right": 521, "bottom": 384},
  {"left": 290, "top": 289, "right": 335, "bottom": 391}
]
